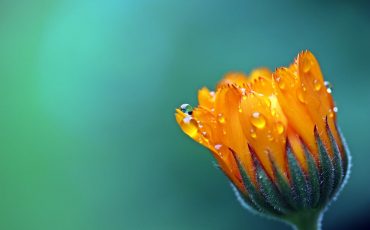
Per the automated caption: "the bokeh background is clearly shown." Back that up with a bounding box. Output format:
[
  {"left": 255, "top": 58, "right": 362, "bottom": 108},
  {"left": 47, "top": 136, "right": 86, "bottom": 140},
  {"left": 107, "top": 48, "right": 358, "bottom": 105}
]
[{"left": 1, "top": 0, "right": 370, "bottom": 229}]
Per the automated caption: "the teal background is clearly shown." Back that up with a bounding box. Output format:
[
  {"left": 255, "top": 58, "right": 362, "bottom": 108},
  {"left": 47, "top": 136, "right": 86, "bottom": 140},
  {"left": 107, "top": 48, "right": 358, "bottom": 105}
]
[{"left": 1, "top": 0, "right": 369, "bottom": 229}]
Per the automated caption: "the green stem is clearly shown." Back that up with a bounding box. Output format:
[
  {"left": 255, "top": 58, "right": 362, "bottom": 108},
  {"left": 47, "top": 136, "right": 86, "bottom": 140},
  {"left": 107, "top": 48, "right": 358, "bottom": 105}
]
[{"left": 285, "top": 210, "right": 323, "bottom": 230}]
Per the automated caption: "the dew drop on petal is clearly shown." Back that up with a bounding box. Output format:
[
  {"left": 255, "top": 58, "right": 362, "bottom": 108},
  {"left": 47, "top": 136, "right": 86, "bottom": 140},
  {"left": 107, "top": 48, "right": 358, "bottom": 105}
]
[
  {"left": 251, "top": 112, "right": 266, "bottom": 129},
  {"left": 328, "top": 109, "right": 334, "bottom": 118},
  {"left": 313, "top": 79, "right": 321, "bottom": 91},
  {"left": 333, "top": 106, "right": 338, "bottom": 113},
  {"left": 182, "top": 116, "right": 198, "bottom": 138},
  {"left": 297, "top": 89, "right": 306, "bottom": 104},
  {"left": 301, "top": 83, "right": 307, "bottom": 92},
  {"left": 183, "top": 116, "right": 192, "bottom": 124},
  {"left": 218, "top": 113, "right": 225, "bottom": 123},
  {"left": 250, "top": 128, "right": 257, "bottom": 139},
  {"left": 267, "top": 133, "right": 274, "bottom": 141},
  {"left": 214, "top": 144, "right": 224, "bottom": 157},
  {"left": 180, "top": 104, "right": 193, "bottom": 115},
  {"left": 324, "top": 81, "right": 333, "bottom": 94},
  {"left": 275, "top": 122, "right": 285, "bottom": 134}
]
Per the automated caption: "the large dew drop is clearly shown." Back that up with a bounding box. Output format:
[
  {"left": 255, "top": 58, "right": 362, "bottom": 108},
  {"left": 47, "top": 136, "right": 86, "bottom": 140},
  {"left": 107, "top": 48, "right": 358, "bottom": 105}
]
[
  {"left": 251, "top": 112, "right": 266, "bottom": 129},
  {"left": 180, "top": 104, "right": 193, "bottom": 115},
  {"left": 181, "top": 116, "right": 199, "bottom": 138},
  {"left": 324, "top": 81, "right": 333, "bottom": 94}
]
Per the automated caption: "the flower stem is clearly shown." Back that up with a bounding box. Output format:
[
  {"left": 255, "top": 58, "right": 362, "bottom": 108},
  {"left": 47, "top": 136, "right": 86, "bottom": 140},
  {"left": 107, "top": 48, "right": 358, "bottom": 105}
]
[{"left": 286, "top": 210, "right": 323, "bottom": 230}]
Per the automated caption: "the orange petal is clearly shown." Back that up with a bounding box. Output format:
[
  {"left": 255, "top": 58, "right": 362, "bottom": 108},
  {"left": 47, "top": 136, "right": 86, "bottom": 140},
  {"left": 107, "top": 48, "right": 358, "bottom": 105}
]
[
  {"left": 272, "top": 67, "right": 318, "bottom": 159},
  {"left": 217, "top": 72, "right": 249, "bottom": 89},
  {"left": 297, "top": 51, "right": 339, "bottom": 157},
  {"left": 239, "top": 90, "right": 288, "bottom": 180},
  {"left": 213, "top": 85, "right": 256, "bottom": 184},
  {"left": 198, "top": 87, "right": 215, "bottom": 110}
]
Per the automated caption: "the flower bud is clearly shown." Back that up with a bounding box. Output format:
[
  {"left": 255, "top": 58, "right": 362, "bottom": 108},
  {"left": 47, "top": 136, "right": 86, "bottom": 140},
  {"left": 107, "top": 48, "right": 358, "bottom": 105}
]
[{"left": 175, "top": 51, "right": 350, "bottom": 229}]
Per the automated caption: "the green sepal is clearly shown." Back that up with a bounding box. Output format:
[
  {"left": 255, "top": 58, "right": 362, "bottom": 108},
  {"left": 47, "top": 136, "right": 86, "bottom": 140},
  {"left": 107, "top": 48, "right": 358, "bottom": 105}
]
[
  {"left": 325, "top": 120, "right": 344, "bottom": 198},
  {"left": 269, "top": 154, "right": 296, "bottom": 211},
  {"left": 315, "top": 126, "right": 335, "bottom": 207},
  {"left": 230, "top": 148, "right": 282, "bottom": 216},
  {"left": 250, "top": 149, "right": 292, "bottom": 214},
  {"left": 286, "top": 143, "right": 311, "bottom": 209},
  {"left": 302, "top": 142, "right": 321, "bottom": 208}
]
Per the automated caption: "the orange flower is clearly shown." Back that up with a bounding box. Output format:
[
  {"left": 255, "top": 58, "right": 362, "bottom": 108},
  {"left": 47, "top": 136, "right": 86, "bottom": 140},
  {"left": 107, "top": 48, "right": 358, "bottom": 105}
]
[{"left": 175, "top": 51, "right": 350, "bottom": 223}]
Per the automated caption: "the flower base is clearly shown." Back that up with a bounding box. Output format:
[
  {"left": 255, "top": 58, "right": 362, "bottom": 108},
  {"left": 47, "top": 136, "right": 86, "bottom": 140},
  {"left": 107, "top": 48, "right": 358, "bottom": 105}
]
[{"left": 284, "top": 209, "right": 323, "bottom": 230}]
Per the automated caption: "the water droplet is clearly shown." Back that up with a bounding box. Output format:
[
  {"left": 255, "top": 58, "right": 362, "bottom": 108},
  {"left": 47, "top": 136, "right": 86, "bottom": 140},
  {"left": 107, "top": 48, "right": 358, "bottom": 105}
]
[
  {"left": 183, "top": 116, "right": 192, "bottom": 124},
  {"left": 324, "top": 81, "right": 333, "bottom": 94},
  {"left": 328, "top": 109, "right": 334, "bottom": 118},
  {"left": 215, "top": 144, "right": 222, "bottom": 150},
  {"left": 210, "top": 91, "right": 215, "bottom": 97},
  {"left": 182, "top": 117, "right": 198, "bottom": 138},
  {"left": 333, "top": 106, "right": 338, "bottom": 113},
  {"left": 218, "top": 113, "right": 225, "bottom": 123},
  {"left": 251, "top": 112, "right": 266, "bottom": 129},
  {"left": 275, "top": 122, "right": 285, "bottom": 134},
  {"left": 180, "top": 104, "right": 193, "bottom": 115},
  {"left": 301, "top": 83, "right": 307, "bottom": 92},
  {"left": 313, "top": 79, "right": 321, "bottom": 91},
  {"left": 297, "top": 89, "right": 306, "bottom": 103},
  {"left": 214, "top": 144, "right": 224, "bottom": 157},
  {"left": 250, "top": 128, "right": 257, "bottom": 139},
  {"left": 267, "top": 133, "right": 274, "bottom": 141}
]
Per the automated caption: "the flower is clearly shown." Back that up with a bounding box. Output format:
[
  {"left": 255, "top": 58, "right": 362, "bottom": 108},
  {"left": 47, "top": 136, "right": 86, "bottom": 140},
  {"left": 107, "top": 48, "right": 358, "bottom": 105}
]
[{"left": 175, "top": 51, "right": 350, "bottom": 229}]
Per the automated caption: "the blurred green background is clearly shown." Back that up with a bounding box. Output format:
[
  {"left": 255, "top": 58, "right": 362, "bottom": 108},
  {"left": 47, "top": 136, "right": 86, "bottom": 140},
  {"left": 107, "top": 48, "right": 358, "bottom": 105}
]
[{"left": 1, "top": 0, "right": 370, "bottom": 229}]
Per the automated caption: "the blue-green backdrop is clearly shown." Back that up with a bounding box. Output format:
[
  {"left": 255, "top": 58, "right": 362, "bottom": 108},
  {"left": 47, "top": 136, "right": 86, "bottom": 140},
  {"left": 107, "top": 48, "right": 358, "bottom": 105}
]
[{"left": 1, "top": 0, "right": 370, "bottom": 229}]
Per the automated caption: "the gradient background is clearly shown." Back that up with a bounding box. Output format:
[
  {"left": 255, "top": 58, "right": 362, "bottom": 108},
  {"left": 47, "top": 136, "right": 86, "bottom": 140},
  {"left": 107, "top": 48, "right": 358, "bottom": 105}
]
[{"left": 1, "top": 0, "right": 370, "bottom": 229}]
